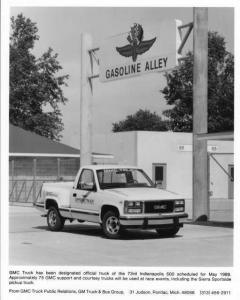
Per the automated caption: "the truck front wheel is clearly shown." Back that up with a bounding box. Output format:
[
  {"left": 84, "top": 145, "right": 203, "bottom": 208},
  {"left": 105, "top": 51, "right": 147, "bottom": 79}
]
[
  {"left": 47, "top": 206, "right": 65, "bottom": 231},
  {"left": 102, "top": 211, "right": 121, "bottom": 239}
]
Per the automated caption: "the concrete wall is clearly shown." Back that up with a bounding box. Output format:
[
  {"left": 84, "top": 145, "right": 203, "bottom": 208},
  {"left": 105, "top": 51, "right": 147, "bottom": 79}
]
[
  {"left": 137, "top": 131, "right": 193, "bottom": 198},
  {"left": 94, "top": 131, "right": 193, "bottom": 197},
  {"left": 208, "top": 140, "right": 234, "bottom": 199},
  {"left": 93, "top": 132, "right": 137, "bottom": 165}
]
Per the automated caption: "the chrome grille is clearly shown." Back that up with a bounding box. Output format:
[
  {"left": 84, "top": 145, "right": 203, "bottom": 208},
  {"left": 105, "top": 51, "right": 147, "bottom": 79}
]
[{"left": 144, "top": 201, "right": 174, "bottom": 213}]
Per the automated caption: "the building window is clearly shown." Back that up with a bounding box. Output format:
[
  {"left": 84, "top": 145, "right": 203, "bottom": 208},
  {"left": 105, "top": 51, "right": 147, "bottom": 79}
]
[{"left": 152, "top": 163, "right": 167, "bottom": 189}]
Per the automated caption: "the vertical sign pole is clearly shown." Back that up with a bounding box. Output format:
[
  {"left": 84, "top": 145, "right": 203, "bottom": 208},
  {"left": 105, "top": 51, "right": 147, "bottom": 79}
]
[
  {"left": 57, "top": 158, "right": 61, "bottom": 179},
  {"left": 11, "top": 160, "right": 14, "bottom": 202},
  {"left": 207, "top": 153, "right": 210, "bottom": 215},
  {"left": 193, "top": 8, "right": 209, "bottom": 221},
  {"left": 33, "top": 158, "right": 37, "bottom": 204},
  {"left": 80, "top": 33, "right": 93, "bottom": 167}
]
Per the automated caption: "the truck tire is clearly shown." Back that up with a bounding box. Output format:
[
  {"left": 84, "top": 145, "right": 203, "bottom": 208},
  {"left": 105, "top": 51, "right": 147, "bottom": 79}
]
[
  {"left": 156, "top": 226, "right": 180, "bottom": 237},
  {"left": 47, "top": 206, "right": 65, "bottom": 231},
  {"left": 102, "top": 211, "right": 121, "bottom": 239}
]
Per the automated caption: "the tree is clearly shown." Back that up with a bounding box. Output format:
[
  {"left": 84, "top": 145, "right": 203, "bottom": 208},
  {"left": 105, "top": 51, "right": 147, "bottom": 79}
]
[
  {"left": 10, "top": 14, "right": 69, "bottom": 141},
  {"left": 161, "top": 31, "right": 234, "bottom": 132},
  {"left": 112, "top": 109, "right": 168, "bottom": 132}
]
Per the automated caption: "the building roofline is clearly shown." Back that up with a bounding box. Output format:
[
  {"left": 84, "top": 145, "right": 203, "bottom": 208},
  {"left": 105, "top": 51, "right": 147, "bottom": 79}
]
[
  {"left": 9, "top": 153, "right": 114, "bottom": 159},
  {"left": 9, "top": 124, "right": 114, "bottom": 158},
  {"left": 197, "top": 131, "right": 234, "bottom": 141}
]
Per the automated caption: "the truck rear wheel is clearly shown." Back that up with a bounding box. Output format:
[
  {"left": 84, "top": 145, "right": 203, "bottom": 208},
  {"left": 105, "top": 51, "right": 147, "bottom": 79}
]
[
  {"left": 156, "top": 226, "right": 180, "bottom": 237},
  {"left": 47, "top": 206, "right": 65, "bottom": 231},
  {"left": 102, "top": 211, "right": 121, "bottom": 239}
]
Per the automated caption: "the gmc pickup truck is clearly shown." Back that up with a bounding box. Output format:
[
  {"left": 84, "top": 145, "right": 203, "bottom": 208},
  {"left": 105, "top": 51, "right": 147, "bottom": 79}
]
[{"left": 35, "top": 165, "right": 188, "bottom": 239}]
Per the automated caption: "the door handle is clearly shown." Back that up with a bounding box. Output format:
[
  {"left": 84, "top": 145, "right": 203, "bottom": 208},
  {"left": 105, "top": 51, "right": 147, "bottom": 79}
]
[{"left": 73, "top": 193, "right": 77, "bottom": 197}]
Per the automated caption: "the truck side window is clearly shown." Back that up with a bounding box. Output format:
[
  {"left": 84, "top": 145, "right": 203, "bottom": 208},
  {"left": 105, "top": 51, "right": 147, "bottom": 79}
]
[{"left": 77, "top": 169, "right": 95, "bottom": 190}]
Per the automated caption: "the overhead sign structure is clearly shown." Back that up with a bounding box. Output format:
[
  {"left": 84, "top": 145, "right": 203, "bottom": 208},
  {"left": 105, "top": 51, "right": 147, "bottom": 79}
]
[{"left": 99, "top": 20, "right": 182, "bottom": 82}]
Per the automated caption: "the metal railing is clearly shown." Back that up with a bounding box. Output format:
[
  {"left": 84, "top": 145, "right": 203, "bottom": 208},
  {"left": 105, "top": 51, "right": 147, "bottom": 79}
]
[{"left": 9, "top": 178, "right": 74, "bottom": 203}]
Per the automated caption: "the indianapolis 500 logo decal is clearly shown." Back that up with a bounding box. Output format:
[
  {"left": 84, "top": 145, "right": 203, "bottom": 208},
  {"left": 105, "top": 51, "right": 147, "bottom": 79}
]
[{"left": 116, "top": 23, "right": 156, "bottom": 62}]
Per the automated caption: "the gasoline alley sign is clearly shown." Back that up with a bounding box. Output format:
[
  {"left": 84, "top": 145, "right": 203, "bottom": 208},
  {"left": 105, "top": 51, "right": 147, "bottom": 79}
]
[
  {"left": 104, "top": 56, "right": 171, "bottom": 80},
  {"left": 99, "top": 20, "right": 182, "bottom": 82}
]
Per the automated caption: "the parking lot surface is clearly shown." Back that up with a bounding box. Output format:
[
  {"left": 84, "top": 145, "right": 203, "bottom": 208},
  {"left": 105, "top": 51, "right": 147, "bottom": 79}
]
[{"left": 9, "top": 206, "right": 233, "bottom": 266}]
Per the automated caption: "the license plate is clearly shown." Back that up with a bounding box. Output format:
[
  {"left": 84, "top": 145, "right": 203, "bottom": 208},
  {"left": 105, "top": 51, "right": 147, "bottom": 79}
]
[{"left": 148, "top": 219, "right": 173, "bottom": 225}]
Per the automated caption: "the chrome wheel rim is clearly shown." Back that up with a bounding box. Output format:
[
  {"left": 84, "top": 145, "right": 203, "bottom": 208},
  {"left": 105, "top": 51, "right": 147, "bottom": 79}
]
[
  {"left": 49, "top": 210, "right": 57, "bottom": 227},
  {"left": 106, "top": 216, "right": 120, "bottom": 234}
]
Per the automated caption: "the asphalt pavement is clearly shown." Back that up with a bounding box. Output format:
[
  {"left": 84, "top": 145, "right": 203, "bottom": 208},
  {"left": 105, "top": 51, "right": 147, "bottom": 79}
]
[{"left": 9, "top": 206, "right": 233, "bottom": 266}]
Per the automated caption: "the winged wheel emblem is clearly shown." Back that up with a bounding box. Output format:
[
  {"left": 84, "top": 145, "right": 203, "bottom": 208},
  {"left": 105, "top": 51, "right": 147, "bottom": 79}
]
[{"left": 116, "top": 23, "right": 156, "bottom": 62}]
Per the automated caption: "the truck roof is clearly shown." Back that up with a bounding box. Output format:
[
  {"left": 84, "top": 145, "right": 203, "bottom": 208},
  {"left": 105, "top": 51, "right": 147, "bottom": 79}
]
[{"left": 82, "top": 164, "right": 139, "bottom": 170}]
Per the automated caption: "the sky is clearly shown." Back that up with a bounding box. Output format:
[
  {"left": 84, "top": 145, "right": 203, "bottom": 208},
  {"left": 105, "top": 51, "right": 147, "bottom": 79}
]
[{"left": 10, "top": 7, "right": 234, "bottom": 149}]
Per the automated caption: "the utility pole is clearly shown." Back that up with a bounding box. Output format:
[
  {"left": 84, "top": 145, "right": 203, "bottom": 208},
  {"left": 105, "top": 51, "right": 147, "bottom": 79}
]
[
  {"left": 192, "top": 8, "right": 209, "bottom": 221},
  {"left": 80, "top": 33, "right": 93, "bottom": 167}
]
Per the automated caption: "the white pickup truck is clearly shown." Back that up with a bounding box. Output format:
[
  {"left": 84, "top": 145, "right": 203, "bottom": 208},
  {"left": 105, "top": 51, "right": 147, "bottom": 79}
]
[{"left": 35, "top": 165, "right": 188, "bottom": 239}]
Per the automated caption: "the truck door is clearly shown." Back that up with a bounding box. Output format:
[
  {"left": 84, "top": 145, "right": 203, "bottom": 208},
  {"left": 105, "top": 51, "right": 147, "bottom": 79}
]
[{"left": 70, "top": 168, "right": 99, "bottom": 223}]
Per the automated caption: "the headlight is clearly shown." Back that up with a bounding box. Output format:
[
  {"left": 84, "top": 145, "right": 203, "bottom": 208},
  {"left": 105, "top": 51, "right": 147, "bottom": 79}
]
[
  {"left": 175, "top": 200, "right": 185, "bottom": 205},
  {"left": 175, "top": 207, "right": 184, "bottom": 212},
  {"left": 124, "top": 201, "right": 143, "bottom": 214},
  {"left": 174, "top": 199, "right": 185, "bottom": 212}
]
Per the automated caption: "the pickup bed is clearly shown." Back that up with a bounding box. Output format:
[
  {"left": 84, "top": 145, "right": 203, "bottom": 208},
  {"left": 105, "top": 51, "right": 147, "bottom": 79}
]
[{"left": 35, "top": 165, "right": 188, "bottom": 239}]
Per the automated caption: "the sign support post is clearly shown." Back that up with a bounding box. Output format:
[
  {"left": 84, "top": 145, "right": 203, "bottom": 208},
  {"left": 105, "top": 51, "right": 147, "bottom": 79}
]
[
  {"left": 192, "top": 8, "right": 209, "bottom": 221},
  {"left": 80, "top": 33, "right": 93, "bottom": 167}
]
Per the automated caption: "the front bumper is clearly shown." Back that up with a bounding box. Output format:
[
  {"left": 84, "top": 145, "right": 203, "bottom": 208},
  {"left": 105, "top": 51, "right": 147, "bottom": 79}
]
[{"left": 119, "top": 212, "right": 188, "bottom": 228}]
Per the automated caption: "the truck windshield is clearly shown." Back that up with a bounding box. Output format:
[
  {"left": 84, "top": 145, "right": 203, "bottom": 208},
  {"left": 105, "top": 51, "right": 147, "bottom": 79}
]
[{"left": 96, "top": 168, "right": 154, "bottom": 189}]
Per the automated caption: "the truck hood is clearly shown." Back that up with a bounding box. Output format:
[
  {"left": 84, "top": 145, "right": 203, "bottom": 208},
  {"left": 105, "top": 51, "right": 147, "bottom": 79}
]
[{"left": 104, "top": 187, "right": 183, "bottom": 201}]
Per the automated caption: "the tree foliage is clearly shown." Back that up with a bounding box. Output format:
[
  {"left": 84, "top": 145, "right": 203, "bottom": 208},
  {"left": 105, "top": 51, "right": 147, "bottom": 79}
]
[
  {"left": 10, "top": 14, "right": 69, "bottom": 141},
  {"left": 161, "top": 31, "right": 234, "bottom": 132},
  {"left": 112, "top": 109, "right": 168, "bottom": 132}
]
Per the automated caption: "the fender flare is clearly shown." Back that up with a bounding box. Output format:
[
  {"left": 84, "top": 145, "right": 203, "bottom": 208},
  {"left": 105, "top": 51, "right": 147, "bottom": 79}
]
[
  {"left": 100, "top": 205, "right": 120, "bottom": 222},
  {"left": 45, "top": 198, "right": 59, "bottom": 210}
]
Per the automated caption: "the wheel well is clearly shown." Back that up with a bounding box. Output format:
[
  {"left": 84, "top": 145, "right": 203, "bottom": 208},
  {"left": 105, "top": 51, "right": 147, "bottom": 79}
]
[
  {"left": 101, "top": 205, "right": 119, "bottom": 221},
  {"left": 45, "top": 199, "right": 58, "bottom": 210}
]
